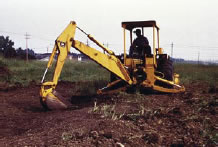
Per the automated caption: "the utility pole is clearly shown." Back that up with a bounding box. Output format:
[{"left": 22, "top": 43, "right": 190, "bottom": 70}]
[
  {"left": 103, "top": 42, "right": 106, "bottom": 54},
  {"left": 171, "top": 42, "right": 174, "bottom": 58},
  {"left": 86, "top": 39, "right": 89, "bottom": 46},
  {"left": 25, "top": 32, "right": 30, "bottom": 62}
]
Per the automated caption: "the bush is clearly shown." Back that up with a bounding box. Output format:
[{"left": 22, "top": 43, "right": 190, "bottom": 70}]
[{"left": 0, "top": 36, "right": 16, "bottom": 58}]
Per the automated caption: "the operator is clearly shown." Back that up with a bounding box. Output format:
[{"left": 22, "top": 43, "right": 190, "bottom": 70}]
[{"left": 129, "top": 29, "right": 151, "bottom": 58}]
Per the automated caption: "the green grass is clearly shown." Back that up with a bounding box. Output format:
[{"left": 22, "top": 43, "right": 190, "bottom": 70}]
[
  {"left": 0, "top": 57, "right": 46, "bottom": 86},
  {"left": 60, "top": 60, "right": 110, "bottom": 82},
  {"left": 0, "top": 56, "right": 110, "bottom": 87},
  {"left": 1, "top": 55, "right": 217, "bottom": 87},
  {"left": 174, "top": 63, "right": 218, "bottom": 86}
]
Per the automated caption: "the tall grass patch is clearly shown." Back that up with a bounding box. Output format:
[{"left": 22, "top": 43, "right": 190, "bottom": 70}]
[
  {"left": 0, "top": 56, "right": 110, "bottom": 87},
  {"left": 60, "top": 60, "right": 110, "bottom": 82},
  {"left": 174, "top": 63, "right": 218, "bottom": 86},
  {"left": 1, "top": 57, "right": 47, "bottom": 86}
]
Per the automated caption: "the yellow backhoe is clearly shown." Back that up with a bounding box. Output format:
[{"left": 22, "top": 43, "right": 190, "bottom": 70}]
[{"left": 40, "top": 21, "right": 185, "bottom": 110}]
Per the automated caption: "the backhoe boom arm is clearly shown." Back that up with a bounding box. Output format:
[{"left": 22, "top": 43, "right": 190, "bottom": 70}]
[
  {"left": 72, "top": 40, "right": 132, "bottom": 84},
  {"left": 40, "top": 21, "right": 132, "bottom": 110}
]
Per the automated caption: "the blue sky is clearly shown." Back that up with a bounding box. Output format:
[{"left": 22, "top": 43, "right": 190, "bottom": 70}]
[{"left": 0, "top": 0, "right": 217, "bottom": 61}]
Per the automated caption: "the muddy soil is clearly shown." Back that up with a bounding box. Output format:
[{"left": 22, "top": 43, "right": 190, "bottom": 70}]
[{"left": 0, "top": 82, "right": 217, "bottom": 146}]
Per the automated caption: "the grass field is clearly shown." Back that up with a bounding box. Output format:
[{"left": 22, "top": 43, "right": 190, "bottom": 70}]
[
  {"left": 174, "top": 63, "right": 218, "bottom": 86},
  {"left": 0, "top": 57, "right": 110, "bottom": 87},
  {"left": 0, "top": 56, "right": 217, "bottom": 88}
]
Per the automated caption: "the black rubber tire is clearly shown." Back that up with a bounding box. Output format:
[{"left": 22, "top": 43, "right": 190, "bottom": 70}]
[
  {"left": 157, "top": 57, "right": 173, "bottom": 81},
  {"left": 156, "top": 58, "right": 174, "bottom": 88},
  {"left": 162, "top": 59, "right": 173, "bottom": 81}
]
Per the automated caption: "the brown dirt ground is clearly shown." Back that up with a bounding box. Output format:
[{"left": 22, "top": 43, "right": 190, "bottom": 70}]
[{"left": 0, "top": 81, "right": 217, "bottom": 147}]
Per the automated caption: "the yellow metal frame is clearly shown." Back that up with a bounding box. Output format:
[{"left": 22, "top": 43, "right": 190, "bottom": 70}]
[
  {"left": 121, "top": 21, "right": 185, "bottom": 94},
  {"left": 153, "top": 25, "right": 157, "bottom": 67},
  {"left": 40, "top": 20, "right": 185, "bottom": 110},
  {"left": 40, "top": 21, "right": 133, "bottom": 105},
  {"left": 123, "top": 28, "right": 127, "bottom": 65}
]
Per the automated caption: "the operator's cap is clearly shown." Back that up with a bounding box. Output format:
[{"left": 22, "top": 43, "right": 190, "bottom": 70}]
[{"left": 134, "top": 29, "right": 141, "bottom": 34}]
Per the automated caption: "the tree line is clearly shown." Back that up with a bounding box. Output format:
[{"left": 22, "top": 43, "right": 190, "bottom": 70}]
[{"left": 0, "top": 35, "right": 35, "bottom": 59}]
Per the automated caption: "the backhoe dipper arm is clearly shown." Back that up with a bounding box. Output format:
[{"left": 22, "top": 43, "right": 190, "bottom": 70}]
[
  {"left": 40, "top": 21, "right": 132, "bottom": 110},
  {"left": 40, "top": 21, "right": 76, "bottom": 109}
]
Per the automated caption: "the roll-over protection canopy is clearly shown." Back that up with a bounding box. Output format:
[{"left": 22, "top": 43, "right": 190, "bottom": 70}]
[{"left": 122, "top": 20, "right": 159, "bottom": 30}]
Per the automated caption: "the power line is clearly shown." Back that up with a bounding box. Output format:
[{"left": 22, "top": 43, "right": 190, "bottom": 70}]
[
  {"left": 162, "top": 43, "right": 218, "bottom": 49},
  {"left": 1, "top": 29, "right": 218, "bottom": 60},
  {"left": 0, "top": 30, "right": 24, "bottom": 36},
  {"left": 1, "top": 29, "right": 218, "bottom": 50},
  {"left": 0, "top": 30, "right": 54, "bottom": 42}
]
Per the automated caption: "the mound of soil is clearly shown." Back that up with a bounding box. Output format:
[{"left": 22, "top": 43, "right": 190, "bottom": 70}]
[{"left": 0, "top": 81, "right": 216, "bottom": 146}]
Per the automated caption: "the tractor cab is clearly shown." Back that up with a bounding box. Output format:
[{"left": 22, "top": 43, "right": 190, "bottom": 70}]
[
  {"left": 121, "top": 20, "right": 163, "bottom": 67},
  {"left": 121, "top": 21, "right": 172, "bottom": 85}
]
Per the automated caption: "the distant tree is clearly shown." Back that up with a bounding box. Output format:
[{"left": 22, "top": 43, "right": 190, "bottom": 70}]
[
  {"left": 0, "top": 36, "right": 16, "bottom": 58},
  {"left": 16, "top": 47, "right": 25, "bottom": 59},
  {"left": 16, "top": 48, "right": 36, "bottom": 59}
]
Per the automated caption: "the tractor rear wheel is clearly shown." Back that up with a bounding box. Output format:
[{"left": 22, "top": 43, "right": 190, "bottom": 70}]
[
  {"left": 162, "top": 59, "right": 173, "bottom": 81},
  {"left": 156, "top": 57, "right": 174, "bottom": 88}
]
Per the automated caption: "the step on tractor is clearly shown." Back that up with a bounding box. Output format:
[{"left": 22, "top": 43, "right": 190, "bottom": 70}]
[{"left": 40, "top": 20, "right": 185, "bottom": 110}]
